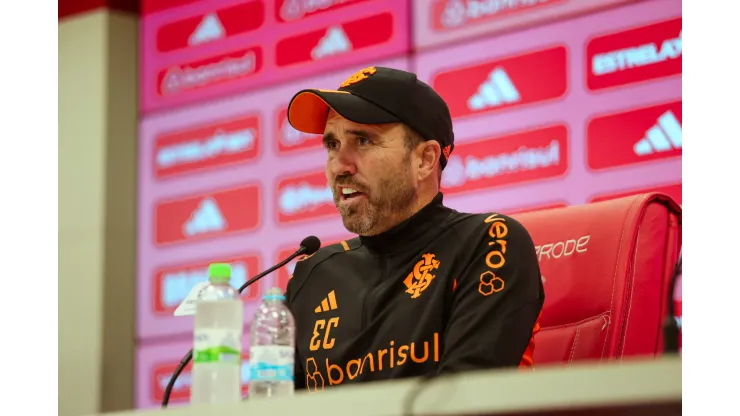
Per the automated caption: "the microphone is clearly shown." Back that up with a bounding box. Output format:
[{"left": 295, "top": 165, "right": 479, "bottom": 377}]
[
  {"left": 237, "top": 235, "right": 320, "bottom": 293},
  {"left": 161, "top": 236, "right": 322, "bottom": 408}
]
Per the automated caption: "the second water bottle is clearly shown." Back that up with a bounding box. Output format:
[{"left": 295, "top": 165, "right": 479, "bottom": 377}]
[{"left": 249, "top": 287, "right": 296, "bottom": 398}]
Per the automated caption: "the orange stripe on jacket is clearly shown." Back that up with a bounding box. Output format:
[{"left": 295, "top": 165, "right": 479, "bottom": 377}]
[{"left": 519, "top": 311, "right": 542, "bottom": 368}]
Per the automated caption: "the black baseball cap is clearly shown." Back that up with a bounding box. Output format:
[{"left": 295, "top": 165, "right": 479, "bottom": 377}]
[{"left": 286, "top": 66, "right": 455, "bottom": 169}]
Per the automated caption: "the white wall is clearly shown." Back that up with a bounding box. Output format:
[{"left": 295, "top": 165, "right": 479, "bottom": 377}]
[{"left": 59, "top": 10, "right": 138, "bottom": 416}]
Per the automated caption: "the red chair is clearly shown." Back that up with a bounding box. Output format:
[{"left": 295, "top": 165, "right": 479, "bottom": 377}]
[{"left": 511, "top": 193, "right": 682, "bottom": 365}]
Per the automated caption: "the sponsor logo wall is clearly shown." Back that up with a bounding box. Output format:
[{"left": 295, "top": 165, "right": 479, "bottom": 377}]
[
  {"left": 140, "top": 0, "right": 410, "bottom": 113},
  {"left": 415, "top": 0, "right": 681, "bottom": 214},
  {"left": 412, "top": 0, "right": 639, "bottom": 51},
  {"left": 136, "top": 0, "right": 681, "bottom": 408}
]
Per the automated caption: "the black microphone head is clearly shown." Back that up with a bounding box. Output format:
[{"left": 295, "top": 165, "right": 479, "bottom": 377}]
[{"left": 300, "top": 236, "right": 321, "bottom": 255}]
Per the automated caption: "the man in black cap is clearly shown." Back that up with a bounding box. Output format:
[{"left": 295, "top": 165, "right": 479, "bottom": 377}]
[{"left": 283, "top": 66, "right": 544, "bottom": 392}]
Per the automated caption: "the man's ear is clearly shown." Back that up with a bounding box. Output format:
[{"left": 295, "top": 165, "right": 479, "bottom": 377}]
[{"left": 417, "top": 140, "right": 441, "bottom": 181}]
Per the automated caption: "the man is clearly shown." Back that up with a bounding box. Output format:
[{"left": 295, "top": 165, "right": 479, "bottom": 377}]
[{"left": 284, "top": 66, "right": 544, "bottom": 392}]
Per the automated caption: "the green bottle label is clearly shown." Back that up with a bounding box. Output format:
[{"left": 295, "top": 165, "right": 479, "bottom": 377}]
[{"left": 193, "top": 329, "right": 241, "bottom": 365}]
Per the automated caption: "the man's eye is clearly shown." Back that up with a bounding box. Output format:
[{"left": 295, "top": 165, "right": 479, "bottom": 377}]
[
  {"left": 325, "top": 141, "right": 339, "bottom": 150},
  {"left": 357, "top": 137, "right": 370, "bottom": 145}
]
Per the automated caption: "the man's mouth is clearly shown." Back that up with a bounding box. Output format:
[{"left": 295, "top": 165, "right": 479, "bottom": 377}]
[{"left": 339, "top": 187, "right": 366, "bottom": 201}]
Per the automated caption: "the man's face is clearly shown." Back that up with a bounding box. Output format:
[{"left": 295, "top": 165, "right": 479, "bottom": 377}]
[{"left": 323, "top": 111, "right": 418, "bottom": 236}]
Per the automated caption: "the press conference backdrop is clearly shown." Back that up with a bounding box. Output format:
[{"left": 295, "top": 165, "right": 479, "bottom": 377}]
[{"left": 135, "top": 0, "right": 682, "bottom": 409}]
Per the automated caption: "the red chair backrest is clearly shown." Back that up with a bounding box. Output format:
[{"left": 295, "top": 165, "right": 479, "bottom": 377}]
[{"left": 511, "top": 192, "right": 682, "bottom": 365}]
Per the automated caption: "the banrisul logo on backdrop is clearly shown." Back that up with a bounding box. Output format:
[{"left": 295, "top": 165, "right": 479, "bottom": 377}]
[
  {"left": 153, "top": 114, "right": 261, "bottom": 179},
  {"left": 276, "top": 0, "right": 369, "bottom": 22},
  {"left": 441, "top": 124, "right": 569, "bottom": 194},
  {"left": 431, "top": 0, "right": 564, "bottom": 32},
  {"left": 157, "top": 47, "right": 264, "bottom": 97},
  {"left": 587, "top": 17, "right": 682, "bottom": 91}
]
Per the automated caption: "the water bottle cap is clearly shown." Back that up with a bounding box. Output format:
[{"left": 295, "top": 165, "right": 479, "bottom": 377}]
[
  {"left": 208, "top": 263, "right": 231, "bottom": 282},
  {"left": 263, "top": 287, "right": 286, "bottom": 301}
]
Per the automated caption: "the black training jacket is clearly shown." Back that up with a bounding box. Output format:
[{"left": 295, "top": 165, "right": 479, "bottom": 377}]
[{"left": 285, "top": 193, "right": 544, "bottom": 392}]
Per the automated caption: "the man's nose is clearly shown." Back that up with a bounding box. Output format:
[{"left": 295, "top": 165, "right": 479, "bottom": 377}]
[{"left": 329, "top": 147, "right": 357, "bottom": 176}]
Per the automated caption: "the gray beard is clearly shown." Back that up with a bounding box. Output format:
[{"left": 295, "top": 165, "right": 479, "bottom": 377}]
[{"left": 334, "top": 168, "right": 416, "bottom": 236}]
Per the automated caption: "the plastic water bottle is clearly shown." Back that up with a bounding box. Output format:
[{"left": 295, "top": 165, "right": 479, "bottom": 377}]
[
  {"left": 249, "top": 287, "right": 296, "bottom": 398},
  {"left": 190, "top": 263, "right": 244, "bottom": 404}
]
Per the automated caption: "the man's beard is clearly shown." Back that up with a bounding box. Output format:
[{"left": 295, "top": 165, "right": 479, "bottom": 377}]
[{"left": 332, "top": 163, "right": 416, "bottom": 236}]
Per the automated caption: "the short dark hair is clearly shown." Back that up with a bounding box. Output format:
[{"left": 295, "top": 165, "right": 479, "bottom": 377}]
[{"left": 402, "top": 124, "right": 442, "bottom": 185}]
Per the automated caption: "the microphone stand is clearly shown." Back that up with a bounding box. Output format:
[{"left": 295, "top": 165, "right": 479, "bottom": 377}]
[{"left": 160, "top": 245, "right": 310, "bottom": 408}]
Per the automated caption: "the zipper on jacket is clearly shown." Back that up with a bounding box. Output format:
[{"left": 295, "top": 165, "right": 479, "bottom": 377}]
[{"left": 361, "top": 257, "right": 386, "bottom": 329}]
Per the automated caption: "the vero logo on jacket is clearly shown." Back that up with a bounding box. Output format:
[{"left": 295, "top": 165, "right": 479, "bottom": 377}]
[
  {"left": 587, "top": 100, "right": 682, "bottom": 171},
  {"left": 154, "top": 185, "right": 261, "bottom": 246},
  {"left": 432, "top": 46, "right": 567, "bottom": 119},
  {"left": 587, "top": 17, "right": 682, "bottom": 91}
]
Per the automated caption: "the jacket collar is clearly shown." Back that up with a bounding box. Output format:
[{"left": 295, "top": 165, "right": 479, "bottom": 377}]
[{"left": 359, "top": 192, "right": 452, "bottom": 255}]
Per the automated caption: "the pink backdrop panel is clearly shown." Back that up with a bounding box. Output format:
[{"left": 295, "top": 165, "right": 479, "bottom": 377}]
[
  {"left": 141, "top": 0, "right": 411, "bottom": 113},
  {"left": 412, "top": 0, "right": 681, "bottom": 214},
  {"left": 412, "top": 0, "right": 641, "bottom": 51}
]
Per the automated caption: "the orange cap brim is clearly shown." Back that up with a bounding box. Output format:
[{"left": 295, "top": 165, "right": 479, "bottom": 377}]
[{"left": 287, "top": 89, "right": 399, "bottom": 134}]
